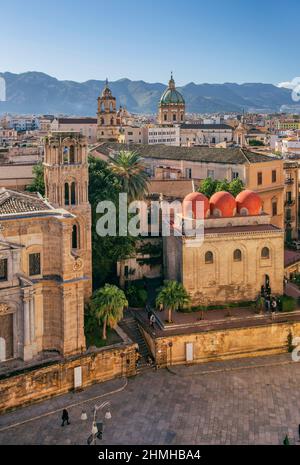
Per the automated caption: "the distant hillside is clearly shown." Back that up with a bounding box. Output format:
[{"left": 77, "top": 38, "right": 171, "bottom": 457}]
[{"left": 0, "top": 71, "right": 299, "bottom": 115}]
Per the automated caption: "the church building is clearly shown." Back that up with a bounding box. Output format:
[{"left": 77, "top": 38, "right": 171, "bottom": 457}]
[
  {"left": 0, "top": 132, "right": 92, "bottom": 363},
  {"left": 163, "top": 190, "right": 284, "bottom": 305},
  {"left": 158, "top": 73, "right": 185, "bottom": 125}
]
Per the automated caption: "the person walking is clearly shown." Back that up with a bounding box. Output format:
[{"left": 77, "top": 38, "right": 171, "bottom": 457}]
[
  {"left": 271, "top": 298, "right": 277, "bottom": 320},
  {"left": 61, "top": 409, "right": 70, "bottom": 427},
  {"left": 150, "top": 313, "right": 156, "bottom": 328}
]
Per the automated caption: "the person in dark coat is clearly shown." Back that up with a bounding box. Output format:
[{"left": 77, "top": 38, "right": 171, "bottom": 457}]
[{"left": 61, "top": 409, "right": 70, "bottom": 426}]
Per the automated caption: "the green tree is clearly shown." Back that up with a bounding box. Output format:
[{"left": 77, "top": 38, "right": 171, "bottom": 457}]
[
  {"left": 215, "top": 179, "right": 230, "bottom": 192},
  {"left": 156, "top": 280, "right": 190, "bottom": 323},
  {"left": 109, "top": 150, "right": 150, "bottom": 201},
  {"left": 198, "top": 177, "right": 244, "bottom": 198},
  {"left": 91, "top": 284, "right": 128, "bottom": 340},
  {"left": 228, "top": 178, "right": 244, "bottom": 197},
  {"left": 88, "top": 156, "right": 136, "bottom": 289},
  {"left": 198, "top": 177, "right": 217, "bottom": 197},
  {"left": 26, "top": 162, "right": 45, "bottom": 195}
]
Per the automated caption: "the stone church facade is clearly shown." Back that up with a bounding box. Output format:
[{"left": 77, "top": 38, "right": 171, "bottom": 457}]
[{"left": 0, "top": 132, "right": 92, "bottom": 363}]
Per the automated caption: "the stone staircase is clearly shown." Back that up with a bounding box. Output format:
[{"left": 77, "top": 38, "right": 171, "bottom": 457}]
[{"left": 119, "top": 312, "right": 153, "bottom": 372}]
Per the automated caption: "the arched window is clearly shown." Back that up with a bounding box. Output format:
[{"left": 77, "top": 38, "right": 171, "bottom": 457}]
[
  {"left": 205, "top": 251, "right": 214, "bottom": 264},
  {"left": 261, "top": 247, "right": 270, "bottom": 259},
  {"left": 110, "top": 117, "right": 114, "bottom": 125},
  {"left": 71, "top": 182, "right": 76, "bottom": 205},
  {"left": 69, "top": 145, "right": 75, "bottom": 163},
  {"left": 63, "top": 146, "right": 69, "bottom": 164},
  {"left": 233, "top": 249, "right": 242, "bottom": 261},
  {"left": 173, "top": 114, "right": 176, "bottom": 121},
  {"left": 72, "top": 224, "right": 78, "bottom": 249},
  {"left": 64, "top": 183, "right": 70, "bottom": 205}
]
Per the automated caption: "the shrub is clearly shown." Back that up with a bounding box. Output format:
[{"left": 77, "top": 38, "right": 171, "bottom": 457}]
[
  {"left": 126, "top": 284, "right": 148, "bottom": 308},
  {"left": 281, "top": 295, "right": 296, "bottom": 312}
]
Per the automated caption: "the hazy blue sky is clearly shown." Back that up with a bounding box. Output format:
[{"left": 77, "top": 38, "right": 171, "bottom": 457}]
[{"left": 1, "top": 0, "right": 299, "bottom": 85}]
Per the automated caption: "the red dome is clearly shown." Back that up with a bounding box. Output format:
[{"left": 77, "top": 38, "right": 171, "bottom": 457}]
[
  {"left": 210, "top": 191, "right": 236, "bottom": 217},
  {"left": 236, "top": 189, "right": 262, "bottom": 215},
  {"left": 183, "top": 192, "right": 209, "bottom": 219}
]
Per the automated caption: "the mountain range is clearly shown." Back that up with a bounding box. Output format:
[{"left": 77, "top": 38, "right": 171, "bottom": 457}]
[{"left": 0, "top": 71, "right": 299, "bottom": 116}]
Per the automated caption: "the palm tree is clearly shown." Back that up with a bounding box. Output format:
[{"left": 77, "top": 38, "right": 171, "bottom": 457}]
[
  {"left": 156, "top": 280, "right": 190, "bottom": 323},
  {"left": 109, "top": 150, "right": 150, "bottom": 201},
  {"left": 91, "top": 284, "right": 128, "bottom": 340}
]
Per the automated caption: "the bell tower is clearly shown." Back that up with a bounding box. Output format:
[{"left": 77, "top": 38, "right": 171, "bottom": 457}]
[
  {"left": 97, "top": 79, "right": 120, "bottom": 141},
  {"left": 44, "top": 131, "right": 92, "bottom": 298}
]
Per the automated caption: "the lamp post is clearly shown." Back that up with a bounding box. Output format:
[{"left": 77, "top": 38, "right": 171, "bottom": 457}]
[{"left": 87, "top": 401, "right": 112, "bottom": 445}]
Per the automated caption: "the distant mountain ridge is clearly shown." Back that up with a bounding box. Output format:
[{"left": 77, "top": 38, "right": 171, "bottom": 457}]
[{"left": 0, "top": 71, "right": 299, "bottom": 115}]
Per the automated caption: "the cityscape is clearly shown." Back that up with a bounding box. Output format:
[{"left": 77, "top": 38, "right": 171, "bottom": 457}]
[{"left": 1, "top": 0, "right": 300, "bottom": 455}]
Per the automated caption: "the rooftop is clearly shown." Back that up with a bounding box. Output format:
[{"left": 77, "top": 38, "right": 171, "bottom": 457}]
[
  {"left": 95, "top": 142, "right": 280, "bottom": 165},
  {"left": 181, "top": 123, "right": 233, "bottom": 130},
  {"left": 0, "top": 189, "right": 52, "bottom": 215}
]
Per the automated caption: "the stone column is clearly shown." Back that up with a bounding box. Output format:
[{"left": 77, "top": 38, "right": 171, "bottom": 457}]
[
  {"left": 24, "top": 299, "right": 30, "bottom": 346},
  {"left": 23, "top": 297, "right": 32, "bottom": 361},
  {"left": 29, "top": 297, "right": 35, "bottom": 343}
]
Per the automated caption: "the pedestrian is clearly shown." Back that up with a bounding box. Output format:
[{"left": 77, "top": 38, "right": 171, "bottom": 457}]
[
  {"left": 271, "top": 298, "right": 277, "bottom": 320},
  {"left": 265, "top": 297, "right": 270, "bottom": 312},
  {"left": 61, "top": 408, "right": 70, "bottom": 426},
  {"left": 150, "top": 314, "right": 156, "bottom": 328}
]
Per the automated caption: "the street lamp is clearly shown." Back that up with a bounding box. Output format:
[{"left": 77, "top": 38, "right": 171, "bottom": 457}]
[{"left": 87, "top": 401, "right": 112, "bottom": 445}]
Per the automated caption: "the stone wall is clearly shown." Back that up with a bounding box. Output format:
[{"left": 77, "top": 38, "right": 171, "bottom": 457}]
[
  {"left": 140, "top": 321, "right": 300, "bottom": 367},
  {"left": 0, "top": 342, "right": 137, "bottom": 414}
]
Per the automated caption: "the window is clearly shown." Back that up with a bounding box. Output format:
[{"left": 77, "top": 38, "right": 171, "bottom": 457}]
[
  {"left": 286, "top": 208, "right": 291, "bottom": 221},
  {"left": 233, "top": 249, "right": 242, "bottom": 261},
  {"left": 286, "top": 191, "right": 292, "bottom": 203},
  {"left": 207, "top": 169, "right": 215, "bottom": 179},
  {"left": 0, "top": 259, "right": 8, "bottom": 281},
  {"left": 205, "top": 251, "right": 214, "bottom": 264},
  {"left": 272, "top": 170, "right": 276, "bottom": 183},
  {"left": 173, "top": 114, "right": 176, "bottom": 121},
  {"left": 64, "top": 183, "right": 69, "bottom": 205},
  {"left": 72, "top": 224, "right": 78, "bottom": 249},
  {"left": 69, "top": 146, "right": 75, "bottom": 163},
  {"left": 261, "top": 247, "right": 270, "bottom": 259},
  {"left": 29, "top": 253, "right": 41, "bottom": 276},
  {"left": 272, "top": 201, "right": 277, "bottom": 216},
  {"left": 164, "top": 114, "right": 167, "bottom": 121},
  {"left": 257, "top": 172, "right": 262, "bottom": 185},
  {"left": 232, "top": 171, "right": 239, "bottom": 180},
  {"left": 186, "top": 168, "right": 192, "bottom": 179},
  {"left": 71, "top": 182, "right": 76, "bottom": 205}
]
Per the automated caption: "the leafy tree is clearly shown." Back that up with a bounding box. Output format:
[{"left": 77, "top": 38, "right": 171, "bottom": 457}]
[
  {"left": 91, "top": 284, "right": 128, "bottom": 340},
  {"left": 228, "top": 178, "right": 244, "bottom": 197},
  {"left": 215, "top": 179, "right": 230, "bottom": 192},
  {"left": 198, "top": 177, "right": 217, "bottom": 197},
  {"left": 249, "top": 139, "right": 264, "bottom": 146},
  {"left": 109, "top": 150, "right": 150, "bottom": 201},
  {"left": 198, "top": 177, "right": 244, "bottom": 198},
  {"left": 88, "top": 156, "right": 136, "bottom": 288},
  {"left": 26, "top": 162, "right": 45, "bottom": 195},
  {"left": 156, "top": 280, "right": 190, "bottom": 323}
]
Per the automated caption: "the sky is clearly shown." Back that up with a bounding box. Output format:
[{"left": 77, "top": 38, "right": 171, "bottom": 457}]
[{"left": 1, "top": 0, "right": 300, "bottom": 86}]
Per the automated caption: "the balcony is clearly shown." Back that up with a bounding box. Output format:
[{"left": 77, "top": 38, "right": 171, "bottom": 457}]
[{"left": 285, "top": 177, "right": 294, "bottom": 185}]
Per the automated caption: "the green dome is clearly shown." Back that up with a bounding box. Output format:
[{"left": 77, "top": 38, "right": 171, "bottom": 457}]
[{"left": 160, "top": 74, "right": 185, "bottom": 105}]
